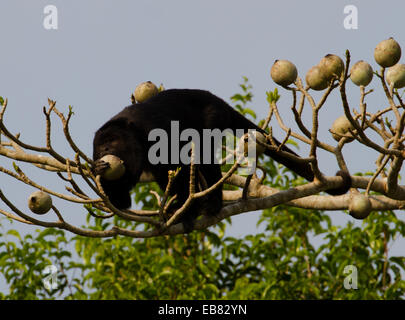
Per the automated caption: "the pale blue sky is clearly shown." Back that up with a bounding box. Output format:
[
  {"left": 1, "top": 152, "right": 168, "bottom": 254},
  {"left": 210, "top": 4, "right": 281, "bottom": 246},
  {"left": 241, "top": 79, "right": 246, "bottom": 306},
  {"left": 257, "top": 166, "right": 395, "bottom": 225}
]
[{"left": 0, "top": 0, "right": 404, "bottom": 293}]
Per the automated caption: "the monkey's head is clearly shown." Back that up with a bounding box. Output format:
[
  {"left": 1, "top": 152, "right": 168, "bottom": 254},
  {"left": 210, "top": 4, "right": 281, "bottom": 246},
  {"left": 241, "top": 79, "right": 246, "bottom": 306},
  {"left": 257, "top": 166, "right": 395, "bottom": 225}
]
[{"left": 93, "top": 118, "right": 135, "bottom": 161}]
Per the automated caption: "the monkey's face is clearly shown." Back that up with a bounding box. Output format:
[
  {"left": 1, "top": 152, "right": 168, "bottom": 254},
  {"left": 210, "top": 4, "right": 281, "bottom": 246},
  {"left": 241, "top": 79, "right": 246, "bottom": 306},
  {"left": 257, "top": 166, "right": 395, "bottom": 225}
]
[
  {"left": 93, "top": 122, "right": 133, "bottom": 161},
  {"left": 97, "top": 135, "right": 124, "bottom": 157}
]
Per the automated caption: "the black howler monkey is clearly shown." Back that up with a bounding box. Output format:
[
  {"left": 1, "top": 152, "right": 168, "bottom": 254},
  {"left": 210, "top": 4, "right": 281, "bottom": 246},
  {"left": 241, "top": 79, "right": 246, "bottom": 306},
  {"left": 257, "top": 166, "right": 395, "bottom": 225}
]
[{"left": 93, "top": 89, "right": 351, "bottom": 229}]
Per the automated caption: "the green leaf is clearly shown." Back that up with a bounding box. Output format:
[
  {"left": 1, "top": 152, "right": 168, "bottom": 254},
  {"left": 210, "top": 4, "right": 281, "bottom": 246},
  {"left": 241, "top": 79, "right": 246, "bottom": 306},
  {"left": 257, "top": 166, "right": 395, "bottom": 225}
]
[
  {"left": 6, "top": 229, "right": 21, "bottom": 241},
  {"left": 266, "top": 88, "right": 280, "bottom": 103},
  {"left": 230, "top": 94, "right": 244, "bottom": 102},
  {"left": 243, "top": 108, "right": 257, "bottom": 119}
]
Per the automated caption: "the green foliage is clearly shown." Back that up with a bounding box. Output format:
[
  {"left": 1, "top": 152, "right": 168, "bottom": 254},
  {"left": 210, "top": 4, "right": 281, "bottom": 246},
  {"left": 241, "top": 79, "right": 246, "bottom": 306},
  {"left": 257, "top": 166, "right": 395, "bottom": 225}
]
[
  {"left": 67, "top": 224, "right": 227, "bottom": 299},
  {"left": 0, "top": 225, "right": 71, "bottom": 299},
  {"left": 0, "top": 79, "right": 405, "bottom": 299},
  {"left": 231, "top": 76, "right": 256, "bottom": 120},
  {"left": 2, "top": 202, "right": 404, "bottom": 299},
  {"left": 266, "top": 88, "right": 280, "bottom": 104}
]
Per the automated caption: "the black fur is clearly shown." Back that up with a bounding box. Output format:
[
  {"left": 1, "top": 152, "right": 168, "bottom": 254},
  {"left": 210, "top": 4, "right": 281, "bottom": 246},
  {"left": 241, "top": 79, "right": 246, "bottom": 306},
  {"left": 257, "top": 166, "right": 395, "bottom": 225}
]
[{"left": 93, "top": 89, "right": 351, "bottom": 228}]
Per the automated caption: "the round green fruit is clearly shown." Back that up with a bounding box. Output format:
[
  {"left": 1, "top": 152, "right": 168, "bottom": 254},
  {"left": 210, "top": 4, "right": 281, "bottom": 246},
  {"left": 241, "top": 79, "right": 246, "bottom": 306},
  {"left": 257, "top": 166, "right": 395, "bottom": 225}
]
[
  {"left": 350, "top": 60, "right": 373, "bottom": 86},
  {"left": 319, "top": 54, "right": 344, "bottom": 80},
  {"left": 100, "top": 155, "right": 126, "bottom": 180},
  {"left": 349, "top": 194, "right": 372, "bottom": 220},
  {"left": 28, "top": 191, "right": 52, "bottom": 215},
  {"left": 386, "top": 64, "right": 405, "bottom": 89},
  {"left": 331, "top": 116, "right": 355, "bottom": 142},
  {"left": 374, "top": 37, "right": 401, "bottom": 68},
  {"left": 306, "top": 66, "right": 328, "bottom": 91},
  {"left": 134, "top": 81, "right": 159, "bottom": 103},
  {"left": 270, "top": 60, "right": 298, "bottom": 86}
]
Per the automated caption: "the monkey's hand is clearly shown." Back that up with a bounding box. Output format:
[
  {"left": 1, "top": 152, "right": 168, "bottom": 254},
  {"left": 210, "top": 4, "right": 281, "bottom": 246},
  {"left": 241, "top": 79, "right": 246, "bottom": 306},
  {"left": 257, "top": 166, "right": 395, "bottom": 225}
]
[{"left": 93, "top": 159, "right": 110, "bottom": 176}]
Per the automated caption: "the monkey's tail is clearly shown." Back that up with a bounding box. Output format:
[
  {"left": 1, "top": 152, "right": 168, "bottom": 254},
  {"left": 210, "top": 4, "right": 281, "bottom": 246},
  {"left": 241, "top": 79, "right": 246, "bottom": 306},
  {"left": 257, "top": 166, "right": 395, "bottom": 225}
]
[{"left": 229, "top": 109, "right": 351, "bottom": 195}]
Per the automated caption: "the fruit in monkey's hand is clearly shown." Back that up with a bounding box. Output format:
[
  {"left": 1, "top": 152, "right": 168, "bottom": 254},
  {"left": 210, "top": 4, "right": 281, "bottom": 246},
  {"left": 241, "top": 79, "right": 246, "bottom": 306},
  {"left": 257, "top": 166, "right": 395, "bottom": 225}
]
[
  {"left": 100, "top": 155, "right": 126, "bottom": 180},
  {"left": 28, "top": 191, "right": 52, "bottom": 215}
]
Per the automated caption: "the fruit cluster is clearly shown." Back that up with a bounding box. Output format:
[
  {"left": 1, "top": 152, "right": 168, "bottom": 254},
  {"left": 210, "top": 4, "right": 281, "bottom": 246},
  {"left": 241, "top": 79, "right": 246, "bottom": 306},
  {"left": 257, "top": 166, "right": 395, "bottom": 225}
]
[{"left": 270, "top": 37, "right": 404, "bottom": 89}]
